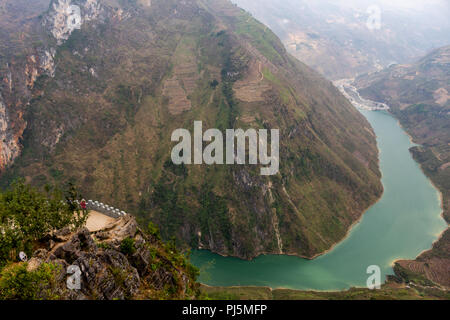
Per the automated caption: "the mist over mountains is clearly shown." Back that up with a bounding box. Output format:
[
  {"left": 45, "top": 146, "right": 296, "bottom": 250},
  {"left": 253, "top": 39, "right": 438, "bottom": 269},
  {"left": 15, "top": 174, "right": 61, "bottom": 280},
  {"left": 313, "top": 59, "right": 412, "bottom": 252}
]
[{"left": 232, "top": 0, "right": 450, "bottom": 79}]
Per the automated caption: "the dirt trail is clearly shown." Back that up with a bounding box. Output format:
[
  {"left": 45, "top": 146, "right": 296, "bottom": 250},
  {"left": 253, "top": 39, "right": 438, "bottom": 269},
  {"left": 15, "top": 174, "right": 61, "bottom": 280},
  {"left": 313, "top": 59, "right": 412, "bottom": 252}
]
[
  {"left": 258, "top": 61, "right": 264, "bottom": 81},
  {"left": 233, "top": 60, "right": 270, "bottom": 102}
]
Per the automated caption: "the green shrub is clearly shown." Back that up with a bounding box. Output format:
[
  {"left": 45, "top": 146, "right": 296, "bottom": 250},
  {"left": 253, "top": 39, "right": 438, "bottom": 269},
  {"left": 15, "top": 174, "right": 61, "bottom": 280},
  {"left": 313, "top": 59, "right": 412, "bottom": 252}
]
[
  {"left": 120, "top": 237, "right": 136, "bottom": 255},
  {"left": 0, "top": 263, "right": 61, "bottom": 300},
  {"left": 97, "top": 242, "right": 111, "bottom": 250},
  {"left": 0, "top": 180, "right": 88, "bottom": 266},
  {"left": 147, "top": 222, "right": 161, "bottom": 240}
]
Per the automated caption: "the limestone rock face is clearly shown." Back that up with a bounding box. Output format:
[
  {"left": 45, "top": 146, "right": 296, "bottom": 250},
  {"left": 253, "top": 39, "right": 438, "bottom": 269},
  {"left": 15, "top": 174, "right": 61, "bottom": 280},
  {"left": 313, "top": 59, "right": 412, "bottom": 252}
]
[
  {"left": 0, "top": 95, "right": 16, "bottom": 169},
  {"left": 0, "top": 0, "right": 108, "bottom": 170},
  {"left": 0, "top": 0, "right": 383, "bottom": 261},
  {"left": 44, "top": 0, "right": 104, "bottom": 44},
  {"left": 25, "top": 215, "right": 198, "bottom": 300},
  {"left": 94, "top": 215, "right": 138, "bottom": 243}
]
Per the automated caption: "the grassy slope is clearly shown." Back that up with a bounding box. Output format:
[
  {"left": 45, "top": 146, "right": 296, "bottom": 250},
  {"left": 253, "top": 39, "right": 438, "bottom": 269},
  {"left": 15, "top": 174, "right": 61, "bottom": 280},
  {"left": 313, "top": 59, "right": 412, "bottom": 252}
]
[
  {"left": 200, "top": 283, "right": 450, "bottom": 300},
  {"left": 1, "top": 0, "right": 382, "bottom": 260}
]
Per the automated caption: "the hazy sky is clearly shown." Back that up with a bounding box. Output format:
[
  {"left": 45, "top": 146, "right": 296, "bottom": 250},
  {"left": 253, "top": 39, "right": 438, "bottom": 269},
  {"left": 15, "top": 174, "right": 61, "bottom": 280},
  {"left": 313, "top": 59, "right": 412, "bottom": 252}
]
[
  {"left": 377, "top": 0, "right": 448, "bottom": 9},
  {"left": 331, "top": 0, "right": 450, "bottom": 11}
]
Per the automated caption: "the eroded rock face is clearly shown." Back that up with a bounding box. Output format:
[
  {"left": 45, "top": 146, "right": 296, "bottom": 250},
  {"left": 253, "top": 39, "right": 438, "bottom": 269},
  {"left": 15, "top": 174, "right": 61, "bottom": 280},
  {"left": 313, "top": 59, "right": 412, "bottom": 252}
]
[
  {"left": 0, "top": 95, "right": 15, "bottom": 169},
  {"left": 44, "top": 0, "right": 103, "bottom": 44},
  {"left": 95, "top": 215, "right": 138, "bottom": 243},
  {"left": 74, "top": 250, "right": 140, "bottom": 300},
  {"left": 25, "top": 215, "right": 198, "bottom": 300},
  {"left": 0, "top": 0, "right": 103, "bottom": 170},
  {"left": 0, "top": 47, "right": 58, "bottom": 170},
  {"left": 40, "top": 49, "right": 57, "bottom": 77},
  {"left": 1, "top": 0, "right": 383, "bottom": 262}
]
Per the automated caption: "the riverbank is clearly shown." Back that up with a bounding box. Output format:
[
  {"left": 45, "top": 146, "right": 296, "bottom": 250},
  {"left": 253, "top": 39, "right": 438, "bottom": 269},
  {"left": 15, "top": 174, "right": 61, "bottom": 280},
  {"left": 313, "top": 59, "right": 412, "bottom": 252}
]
[
  {"left": 340, "top": 83, "right": 449, "bottom": 267},
  {"left": 191, "top": 108, "right": 447, "bottom": 291},
  {"left": 200, "top": 282, "right": 449, "bottom": 300},
  {"left": 342, "top": 77, "right": 450, "bottom": 288}
]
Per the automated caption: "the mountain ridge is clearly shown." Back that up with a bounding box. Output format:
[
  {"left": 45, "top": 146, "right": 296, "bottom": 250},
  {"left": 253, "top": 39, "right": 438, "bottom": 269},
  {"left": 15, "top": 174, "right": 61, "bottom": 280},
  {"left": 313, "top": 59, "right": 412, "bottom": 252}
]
[
  {"left": 231, "top": 0, "right": 450, "bottom": 79},
  {"left": 0, "top": 0, "right": 382, "bottom": 260}
]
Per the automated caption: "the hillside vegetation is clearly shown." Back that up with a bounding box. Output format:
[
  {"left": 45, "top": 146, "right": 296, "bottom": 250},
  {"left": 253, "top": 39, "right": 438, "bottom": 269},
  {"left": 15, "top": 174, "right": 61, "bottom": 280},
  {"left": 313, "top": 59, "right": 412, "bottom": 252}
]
[
  {"left": 0, "top": 181, "right": 200, "bottom": 300},
  {"left": 0, "top": 0, "right": 382, "bottom": 260},
  {"left": 200, "top": 283, "right": 450, "bottom": 300}
]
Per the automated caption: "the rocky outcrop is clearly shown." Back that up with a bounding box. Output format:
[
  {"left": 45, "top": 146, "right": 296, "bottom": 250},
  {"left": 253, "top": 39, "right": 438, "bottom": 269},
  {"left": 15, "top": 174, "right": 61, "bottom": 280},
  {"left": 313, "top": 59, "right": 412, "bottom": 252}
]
[
  {"left": 0, "top": 47, "right": 57, "bottom": 170},
  {"left": 24, "top": 215, "right": 199, "bottom": 300},
  {"left": 43, "top": 0, "right": 104, "bottom": 44},
  {"left": 0, "top": 0, "right": 101, "bottom": 170},
  {"left": 0, "top": 95, "right": 15, "bottom": 169},
  {"left": 0, "top": 0, "right": 383, "bottom": 262}
]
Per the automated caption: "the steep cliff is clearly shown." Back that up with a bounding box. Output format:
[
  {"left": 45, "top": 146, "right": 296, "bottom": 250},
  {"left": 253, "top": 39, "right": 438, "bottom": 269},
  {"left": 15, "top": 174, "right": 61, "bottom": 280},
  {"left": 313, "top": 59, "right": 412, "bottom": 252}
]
[
  {"left": 232, "top": 0, "right": 450, "bottom": 80},
  {"left": 0, "top": 0, "right": 382, "bottom": 260},
  {"left": 0, "top": 215, "right": 199, "bottom": 300}
]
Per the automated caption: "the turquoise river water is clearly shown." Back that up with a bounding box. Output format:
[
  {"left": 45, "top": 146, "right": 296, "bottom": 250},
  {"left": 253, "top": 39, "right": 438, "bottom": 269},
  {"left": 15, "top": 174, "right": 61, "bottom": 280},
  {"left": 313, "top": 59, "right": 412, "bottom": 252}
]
[{"left": 190, "top": 110, "right": 447, "bottom": 290}]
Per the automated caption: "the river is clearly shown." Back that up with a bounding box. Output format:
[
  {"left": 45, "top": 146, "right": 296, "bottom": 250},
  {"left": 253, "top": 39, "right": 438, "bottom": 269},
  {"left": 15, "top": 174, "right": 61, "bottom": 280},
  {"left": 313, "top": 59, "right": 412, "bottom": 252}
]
[{"left": 190, "top": 110, "right": 447, "bottom": 291}]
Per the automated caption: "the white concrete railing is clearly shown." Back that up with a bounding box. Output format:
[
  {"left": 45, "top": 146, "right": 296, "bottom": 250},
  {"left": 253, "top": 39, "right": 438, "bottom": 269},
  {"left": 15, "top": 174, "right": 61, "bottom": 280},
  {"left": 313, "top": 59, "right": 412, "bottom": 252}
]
[{"left": 74, "top": 200, "right": 128, "bottom": 219}]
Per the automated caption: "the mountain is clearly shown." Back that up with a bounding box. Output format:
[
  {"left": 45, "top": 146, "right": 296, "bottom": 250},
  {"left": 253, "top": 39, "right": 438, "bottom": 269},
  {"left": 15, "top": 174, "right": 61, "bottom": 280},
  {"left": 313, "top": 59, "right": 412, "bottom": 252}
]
[
  {"left": 0, "top": 204, "right": 200, "bottom": 299},
  {"left": 231, "top": 0, "right": 450, "bottom": 79},
  {"left": 0, "top": 0, "right": 382, "bottom": 260},
  {"left": 354, "top": 46, "right": 450, "bottom": 287}
]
